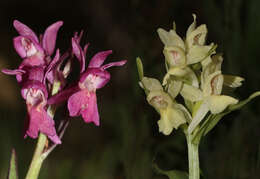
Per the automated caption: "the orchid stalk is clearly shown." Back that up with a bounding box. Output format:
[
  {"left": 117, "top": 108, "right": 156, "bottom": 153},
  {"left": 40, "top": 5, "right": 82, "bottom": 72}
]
[{"left": 137, "top": 14, "right": 260, "bottom": 179}]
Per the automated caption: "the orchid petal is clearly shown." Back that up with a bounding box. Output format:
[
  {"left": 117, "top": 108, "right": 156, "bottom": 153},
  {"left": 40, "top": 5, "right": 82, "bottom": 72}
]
[
  {"left": 21, "top": 80, "right": 48, "bottom": 100},
  {"left": 158, "top": 104, "right": 187, "bottom": 135},
  {"left": 180, "top": 84, "right": 203, "bottom": 102},
  {"left": 223, "top": 75, "right": 244, "bottom": 88},
  {"left": 101, "top": 60, "right": 127, "bottom": 70},
  {"left": 13, "top": 20, "right": 39, "bottom": 43},
  {"left": 88, "top": 50, "right": 112, "bottom": 68},
  {"left": 42, "top": 21, "right": 63, "bottom": 56},
  {"left": 163, "top": 46, "right": 186, "bottom": 67},
  {"left": 186, "top": 45, "right": 213, "bottom": 65},
  {"left": 79, "top": 68, "right": 111, "bottom": 90},
  {"left": 81, "top": 92, "right": 100, "bottom": 126},
  {"left": 45, "top": 49, "right": 60, "bottom": 83},
  {"left": 26, "top": 107, "right": 61, "bottom": 144},
  {"left": 167, "top": 80, "right": 182, "bottom": 99},
  {"left": 157, "top": 28, "right": 185, "bottom": 49},
  {"left": 186, "top": 24, "right": 207, "bottom": 49},
  {"left": 72, "top": 38, "right": 85, "bottom": 72},
  {"left": 68, "top": 90, "right": 89, "bottom": 116},
  {"left": 186, "top": 14, "right": 197, "bottom": 38},
  {"left": 1, "top": 69, "right": 25, "bottom": 75},
  {"left": 141, "top": 77, "right": 163, "bottom": 91},
  {"left": 208, "top": 95, "right": 238, "bottom": 114}
]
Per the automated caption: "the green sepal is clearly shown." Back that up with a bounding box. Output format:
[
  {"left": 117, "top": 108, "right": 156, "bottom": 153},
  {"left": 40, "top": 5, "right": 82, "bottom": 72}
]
[
  {"left": 136, "top": 57, "right": 144, "bottom": 80},
  {"left": 7, "top": 149, "right": 18, "bottom": 179},
  {"left": 153, "top": 163, "right": 188, "bottom": 179}
]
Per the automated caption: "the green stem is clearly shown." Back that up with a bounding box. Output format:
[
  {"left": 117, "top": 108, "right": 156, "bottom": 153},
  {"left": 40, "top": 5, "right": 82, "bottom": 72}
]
[
  {"left": 25, "top": 133, "right": 47, "bottom": 179},
  {"left": 186, "top": 132, "right": 200, "bottom": 179}
]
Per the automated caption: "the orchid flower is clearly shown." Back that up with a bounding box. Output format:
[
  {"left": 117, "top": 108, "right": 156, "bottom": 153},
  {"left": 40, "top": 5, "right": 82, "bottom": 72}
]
[
  {"left": 12, "top": 20, "right": 63, "bottom": 68},
  {"left": 157, "top": 14, "right": 214, "bottom": 68},
  {"left": 186, "top": 54, "right": 242, "bottom": 133},
  {"left": 157, "top": 14, "right": 215, "bottom": 102},
  {"left": 140, "top": 76, "right": 191, "bottom": 135},
  {"left": 48, "top": 36, "right": 127, "bottom": 126},
  {"left": 1, "top": 20, "right": 65, "bottom": 144},
  {"left": 21, "top": 80, "right": 61, "bottom": 144}
]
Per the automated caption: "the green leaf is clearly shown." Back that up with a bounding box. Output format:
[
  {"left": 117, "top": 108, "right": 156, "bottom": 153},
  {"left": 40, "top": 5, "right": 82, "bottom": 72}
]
[
  {"left": 153, "top": 163, "right": 188, "bottom": 179},
  {"left": 136, "top": 57, "right": 144, "bottom": 80},
  {"left": 7, "top": 149, "right": 18, "bottom": 179},
  {"left": 228, "top": 91, "right": 260, "bottom": 111}
]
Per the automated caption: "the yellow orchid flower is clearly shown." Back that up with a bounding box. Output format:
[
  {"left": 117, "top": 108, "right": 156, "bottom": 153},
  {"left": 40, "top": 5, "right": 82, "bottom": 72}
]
[{"left": 141, "top": 77, "right": 191, "bottom": 135}]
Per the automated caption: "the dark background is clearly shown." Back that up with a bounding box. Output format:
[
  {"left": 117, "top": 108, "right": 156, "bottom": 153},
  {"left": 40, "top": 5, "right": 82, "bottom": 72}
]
[{"left": 1, "top": 0, "right": 260, "bottom": 178}]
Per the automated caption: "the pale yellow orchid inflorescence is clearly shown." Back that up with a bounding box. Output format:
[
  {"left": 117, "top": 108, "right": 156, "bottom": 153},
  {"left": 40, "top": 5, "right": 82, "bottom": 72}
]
[{"left": 137, "top": 14, "right": 260, "bottom": 137}]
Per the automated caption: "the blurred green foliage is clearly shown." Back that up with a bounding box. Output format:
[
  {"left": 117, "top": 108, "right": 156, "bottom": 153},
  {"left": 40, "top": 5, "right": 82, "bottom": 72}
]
[{"left": 0, "top": 0, "right": 260, "bottom": 179}]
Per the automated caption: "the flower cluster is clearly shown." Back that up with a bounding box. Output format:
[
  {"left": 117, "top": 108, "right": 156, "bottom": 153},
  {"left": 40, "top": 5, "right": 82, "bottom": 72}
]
[
  {"left": 138, "top": 14, "right": 246, "bottom": 135},
  {"left": 2, "top": 21, "right": 126, "bottom": 144}
]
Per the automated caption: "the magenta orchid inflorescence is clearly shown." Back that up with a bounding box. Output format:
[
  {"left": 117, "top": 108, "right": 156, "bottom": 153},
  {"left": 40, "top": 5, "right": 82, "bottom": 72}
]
[{"left": 2, "top": 20, "right": 126, "bottom": 144}]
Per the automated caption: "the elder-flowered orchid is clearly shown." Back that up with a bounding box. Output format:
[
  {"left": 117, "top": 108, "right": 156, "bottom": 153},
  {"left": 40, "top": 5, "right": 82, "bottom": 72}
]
[
  {"left": 48, "top": 36, "right": 127, "bottom": 126},
  {"left": 140, "top": 76, "right": 191, "bottom": 135},
  {"left": 158, "top": 15, "right": 216, "bottom": 103},
  {"left": 157, "top": 14, "right": 215, "bottom": 68},
  {"left": 187, "top": 54, "right": 242, "bottom": 133},
  {"left": 13, "top": 20, "right": 63, "bottom": 68},
  {"left": 21, "top": 81, "right": 61, "bottom": 144},
  {"left": 1, "top": 20, "right": 65, "bottom": 144}
]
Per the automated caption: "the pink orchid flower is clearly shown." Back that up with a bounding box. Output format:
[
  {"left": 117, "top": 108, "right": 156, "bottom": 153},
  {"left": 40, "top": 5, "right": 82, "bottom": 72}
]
[
  {"left": 48, "top": 36, "right": 126, "bottom": 126},
  {"left": 21, "top": 80, "right": 61, "bottom": 144}
]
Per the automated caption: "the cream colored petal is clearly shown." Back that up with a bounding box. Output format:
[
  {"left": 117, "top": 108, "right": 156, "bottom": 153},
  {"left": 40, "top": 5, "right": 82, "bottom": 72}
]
[
  {"left": 223, "top": 75, "right": 244, "bottom": 88},
  {"left": 186, "top": 24, "right": 207, "bottom": 49},
  {"left": 186, "top": 14, "right": 197, "bottom": 38},
  {"left": 173, "top": 103, "right": 192, "bottom": 123},
  {"left": 188, "top": 101, "right": 209, "bottom": 133},
  {"left": 202, "top": 70, "right": 222, "bottom": 96},
  {"left": 208, "top": 95, "right": 238, "bottom": 114},
  {"left": 180, "top": 84, "right": 203, "bottom": 102},
  {"left": 165, "top": 67, "right": 199, "bottom": 88},
  {"left": 163, "top": 46, "right": 186, "bottom": 67},
  {"left": 142, "top": 77, "right": 163, "bottom": 91},
  {"left": 157, "top": 28, "right": 185, "bottom": 48},
  {"left": 158, "top": 105, "right": 187, "bottom": 135},
  {"left": 186, "top": 45, "right": 213, "bottom": 65},
  {"left": 167, "top": 79, "right": 183, "bottom": 99},
  {"left": 157, "top": 28, "right": 170, "bottom": 46},
  {"left": 147, "top": 90, "right": 172, "bottom": 109}
]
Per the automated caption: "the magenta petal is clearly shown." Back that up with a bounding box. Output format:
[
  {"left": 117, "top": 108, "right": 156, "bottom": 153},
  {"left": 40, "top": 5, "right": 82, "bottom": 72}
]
[
  {"left": 88, "top": 50, "right": 112, "bottom": 68},
  {"left": 81, "top": 92, "right": 100, "bottom": 126},
  {"left": 21, "top": 80, "right": 48, "bottom": 100},
  {"left": 13, "top": 36, "right": 27, "bottom": 58},
  {"left": 1, "top": 68, "right": 25, "bottom": 75},
  {"left": 26, "top": 66, "right": 45, "bottom": 82},
  {"left": 79, "top": 68, "right": 111, "bottom": 89},
  {"left": 48, "top": 85, "right": 79, "bottom": 105},
  {"left": 2, "top": 68, "right": 25, "bottom": 82},
  {"left": 26, "top": 107, "right": 61, "bottom": 144},
  {"left": 72, "top": 38, "right": 85, "bottom": 72},
  {"left": 102, "top": 60, "right": 127, "bottom": 69},
  {"left": 42, "top": 21, "right": 63, "bottom": 56},
  {"left": 13, "top": 20, "right": 39, "bottom": 43},
  {"left": 45, "top": 49, "right": 60, "bottom": 83},
  {"left": 67, "top": 90, "right": 89, "bottom": 116}
]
